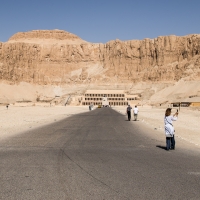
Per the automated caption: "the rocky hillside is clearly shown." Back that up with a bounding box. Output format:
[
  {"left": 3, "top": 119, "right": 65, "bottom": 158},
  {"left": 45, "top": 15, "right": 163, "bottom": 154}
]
[
  {"left": 1, "top": 30, "right": 200, "bottom": 84},
  {"left": 0, "top": 30, "right": 200, "bottom": 104}
]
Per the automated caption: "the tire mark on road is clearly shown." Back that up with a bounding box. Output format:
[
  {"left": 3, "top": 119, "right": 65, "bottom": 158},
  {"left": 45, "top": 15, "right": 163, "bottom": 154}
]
[{"left": 58, "top": 148, "right": 130, "bottom": 200}]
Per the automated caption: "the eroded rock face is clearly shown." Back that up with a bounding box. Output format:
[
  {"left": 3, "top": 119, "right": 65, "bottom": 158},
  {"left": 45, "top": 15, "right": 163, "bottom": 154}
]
[
  {"left": 9, "top": 30, "right": 81, "bottom": 41},
  {"left": 0, "top": 30, "right": 200, "bottom": 86}
]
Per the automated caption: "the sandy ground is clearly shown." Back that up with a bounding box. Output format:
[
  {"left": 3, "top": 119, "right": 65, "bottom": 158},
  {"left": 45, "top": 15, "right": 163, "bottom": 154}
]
[
  {"left": 0, "top": 105, "right": 90, "bottom": 141},
  {"left": 1, "top": 105, "right": 200, "bottom": 150},
  {"left": 113, "top": 106, "right": 200, "bottom": 149}
]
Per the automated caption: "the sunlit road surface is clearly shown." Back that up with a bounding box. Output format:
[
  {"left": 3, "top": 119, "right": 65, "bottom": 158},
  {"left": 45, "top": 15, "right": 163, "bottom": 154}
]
[{"left": 0, "top": 108, "right": 200, "bottom": 200}]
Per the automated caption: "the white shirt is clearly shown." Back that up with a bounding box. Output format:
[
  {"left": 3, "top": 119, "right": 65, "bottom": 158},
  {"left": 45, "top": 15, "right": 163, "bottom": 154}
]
[
  {"left": 164, "top": 115, "right": 177, "bottom": 125},
  {"left": 133, "top": 107, "right": 138, "bottom": 114},
  {"left": 164, "top": 115, "right": 177, "bottom": 136}
]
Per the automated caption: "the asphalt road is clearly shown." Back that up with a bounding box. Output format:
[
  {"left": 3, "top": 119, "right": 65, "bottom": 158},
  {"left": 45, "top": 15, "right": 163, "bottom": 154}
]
[{"left": 0, "top": 108, "right": 200, "bottom": 200}]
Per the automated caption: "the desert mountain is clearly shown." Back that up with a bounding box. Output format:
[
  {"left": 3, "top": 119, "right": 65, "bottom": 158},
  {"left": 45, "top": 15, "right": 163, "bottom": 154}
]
[{"left": 0, "top": 30, "right": 200, "bottom": 105}]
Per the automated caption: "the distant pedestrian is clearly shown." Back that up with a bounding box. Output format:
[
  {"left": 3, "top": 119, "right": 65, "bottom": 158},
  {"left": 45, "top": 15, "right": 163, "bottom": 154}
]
[
  {"left": 6, "top": 104, "right": 9, "bottom": 109},
  {"left": 164, "top": 108, "right": 178, "bottom": 151},
  {"left": 133, "top": 106, "right": 138, "bottom": 121},
  {"left": 126, "top": 105, "right": 132, "bottom": 121}
]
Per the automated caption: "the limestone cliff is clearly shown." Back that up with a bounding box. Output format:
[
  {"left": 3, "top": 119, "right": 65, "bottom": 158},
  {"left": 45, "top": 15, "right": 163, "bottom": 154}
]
[
  {"left": 1, "top": 30, "right": 200, "bottom": 86},
  {"left": 0, "top": 30, "right": 200, "bottom": 104},
  {"left": 9, "top": 30, "right": 81, "bottom": 42}
]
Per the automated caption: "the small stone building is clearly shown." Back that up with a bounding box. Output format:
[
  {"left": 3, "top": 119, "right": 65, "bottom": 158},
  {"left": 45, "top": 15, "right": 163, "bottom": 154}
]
[{"left": 172, "top": 97, "right": 200, "bottom": 107}]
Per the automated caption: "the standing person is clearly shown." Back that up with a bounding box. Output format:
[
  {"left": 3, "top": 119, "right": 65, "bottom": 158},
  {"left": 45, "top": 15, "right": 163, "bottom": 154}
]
[
  {"left": 126, "top": 105, "right": 132, "bottom": 121},
  {"left": 164, "top": 108, "right": 178, "bottom": 151},
  {"left": 133, "top": 106, "right": 138, "bottom": 121}
]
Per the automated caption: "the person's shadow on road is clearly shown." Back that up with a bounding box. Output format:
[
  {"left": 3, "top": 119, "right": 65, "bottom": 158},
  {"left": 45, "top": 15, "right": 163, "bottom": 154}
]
[{"left": 156, "top": 145, "right": 166, "bottom": 151}]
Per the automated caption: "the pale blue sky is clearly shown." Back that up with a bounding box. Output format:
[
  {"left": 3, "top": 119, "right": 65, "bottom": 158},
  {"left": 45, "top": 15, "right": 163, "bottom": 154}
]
[{"left": 0, "top": 0, "right": 200, "bottom": 43}]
